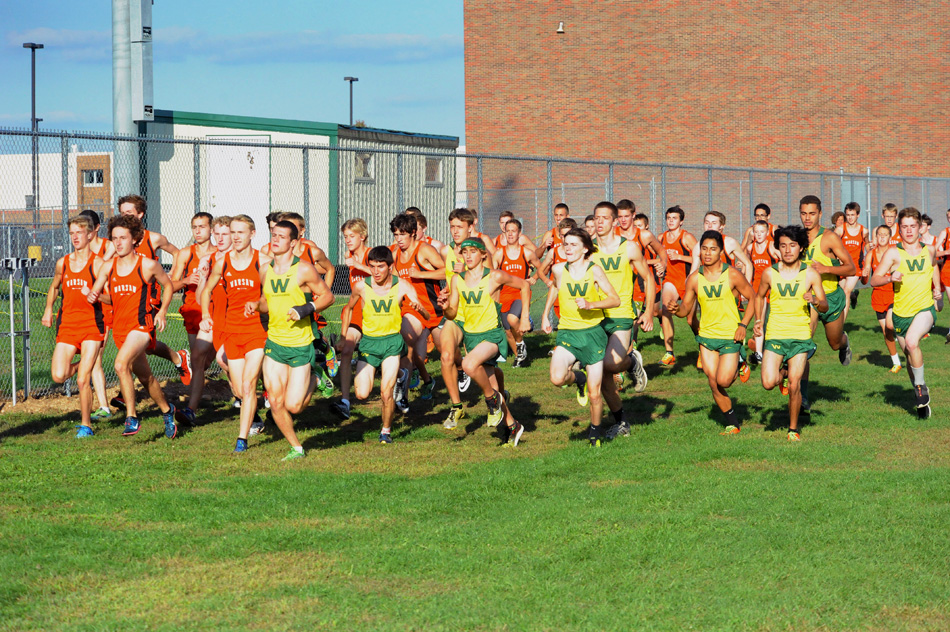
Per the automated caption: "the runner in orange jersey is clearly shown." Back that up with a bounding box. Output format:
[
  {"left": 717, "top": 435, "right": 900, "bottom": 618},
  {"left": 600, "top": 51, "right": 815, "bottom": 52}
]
[
  {"left": 934, "top": 208, "right": 950, "bottom": 340},
  {"left": 466, "top": 209, "right": 497, "bottom": 261},
  {"left": 632, "top": 212, "right": 665, "bottom": 328},
  {"left": 493, "top": 217, "right": 550, "bottom": 367},
  {"left": 745, "top": 220, "right": 780, "bottom": 365},
  {"left": 740, "top": 203, "right": 777, "bottom": 251},
  {"left": 539, "top": 218, "right": 577, "bottom": 324},
  {"left": 658, "top": 205, "right": 698, "bottom": 365},
  {"left": 538, "top": 203, "right": 571, "bottom": 258},
  {"left": 331, "top": 218, "right": 372, "bottom": 420},
  {"left": 405, "top": 207, "right": 446, "bottom": 253},
  {"left": 42, "top": 215, "right": 107, "bottom": 437},
  {"left": 836, "top": 202, "right": 867, "bottom": 320},
  {"left": 494, "top": 210, "right": 538, "bottom": 253},
  {"left": 873, "top": 203, "right": 901, "bottom": 246},
  {"left": 117, "top": 194, "right": 191, "bottom": 386},
  {"left": 389, "top": 212, "right": 445, "bottom": 410},
  {"left": 169, "top": 212, "right": 216, "bottom": 425},
  {"left": 862, "top": 224, "right": 902, "bottom": 373},
  {"left": 86, "top": 214, "right": 178, "bottom": 439},
  {"left": 78, "top": 209, "right": 115, "bottom": 420},
  {"left": 200, "top": 215, "right": 269, "bottom": 443},
  {"left": 201, "top": 216, "right": 238, "bottom": 401}
]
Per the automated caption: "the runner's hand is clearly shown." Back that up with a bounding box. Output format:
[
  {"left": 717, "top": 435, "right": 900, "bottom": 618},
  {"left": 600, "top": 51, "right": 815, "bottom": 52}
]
[
  {"left": 155, "top": 311, "right": 166, "bottom": 333},
  {"left": 199, "top": 317, "right": 213, "bottom": 333}
]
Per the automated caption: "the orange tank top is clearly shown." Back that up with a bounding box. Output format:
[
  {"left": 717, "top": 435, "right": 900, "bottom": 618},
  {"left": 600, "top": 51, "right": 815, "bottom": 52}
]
[
  {"left": 222, "top": 250, "right": 265, "bottom": 335},
  {"left": 391, "top": 242, "right": 443, "bottom": 318},
  {"left": 135, "top": 229, "right": 158, "bottom": 260},
  {"left": 59, "top": 256, "right": 105, "bottom": 333},
  {"left": 109, "top": 255, "right": 153, "bottom": 333},
  {"left": 869, "top": 248, "right": 894, "bottom": 301},
  {"left": 181, "top": 245, "right": 202, "bottom": 311},
  {"left": 661, "top": 230, "right": 692, "bottom": 288},
  {"left": 749, "top": 242, "right": 777, "bottom": 291},
  {"left": 209, "top": 251, "right": 228, "bottom": 327},
  {"left": 842, "top": 224, "right": 865, "bottom": 269},
  {"left": 499, "top": 245, "right": 529, "bottom": 308}
]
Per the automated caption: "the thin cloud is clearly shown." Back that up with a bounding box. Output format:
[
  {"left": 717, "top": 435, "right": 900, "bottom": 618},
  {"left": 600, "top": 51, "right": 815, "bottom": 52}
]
[{"left": 6, "top": 27, "right": 461, "bottom": 65}]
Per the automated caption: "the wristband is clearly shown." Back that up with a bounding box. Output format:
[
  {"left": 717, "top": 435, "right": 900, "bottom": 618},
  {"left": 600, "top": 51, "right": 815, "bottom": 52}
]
[
  {"left": 291, "top": 302, "right": 316, "bottom": 319},
  {"left": 737, "top": 322, "right": 748, "bottom": 329}
]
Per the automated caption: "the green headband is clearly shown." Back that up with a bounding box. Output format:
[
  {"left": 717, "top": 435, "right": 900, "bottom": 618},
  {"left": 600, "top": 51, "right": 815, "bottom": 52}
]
[{"left": 459, "top": 238, "right": 486, "bottom": 251}]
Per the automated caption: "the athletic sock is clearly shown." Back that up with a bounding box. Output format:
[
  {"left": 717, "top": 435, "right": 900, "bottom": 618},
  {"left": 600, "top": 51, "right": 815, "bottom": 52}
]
[
  {"left": 452, "top": 402, "right": 462, "bottom": 409},
  {"left": 611, "top": 408, "right": 623, "bottom": 424},
  {"left": 381, "top": 427, "right": 391, "bottom": 435},
  {"left": 291, "top": 445, "right": 304, "bottom": 454},
  {"left": 911, "top": 365, "right": 925, "bottom": 386},
  {"left": 573, "top": 370, "right": 587, "bottom": 387},
  {"left": 890, "top": 354, "right": 901, "bottom": 367},
  {"left": 486, "top": 393, "right": 499, "bottom": 408},
  {"left": 725, "top": 409, "right": 739, "bottom": 426}
]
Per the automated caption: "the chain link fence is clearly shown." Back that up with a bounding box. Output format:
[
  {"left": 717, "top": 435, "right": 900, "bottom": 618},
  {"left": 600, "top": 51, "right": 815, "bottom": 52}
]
[{"left": 2, "top": 126, "right": 949, "bottom": 400}]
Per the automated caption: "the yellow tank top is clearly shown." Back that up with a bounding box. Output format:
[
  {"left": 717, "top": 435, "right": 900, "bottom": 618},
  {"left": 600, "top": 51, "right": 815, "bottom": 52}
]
[
  {"left": 766, "top": 263, "right": 812, "bottom": 340},
  {"left": 893, "top": 244, "right": 934, "bottom": 318},
  {"left": 362, "top": 277, "right": 403, "bottom": 337},
  {"left": 697, "top": 264, "right": 740, "bottom": 339},
  {"left": 804, "top": 228, "right": 841, "bottom": 293},
  {"left": 592, "top": 237, "right": 635, "bottom": 319},
  {"left": 445, "top": 245, "right": 460, "bottom": 284},
  {"left": 557, "top": 261, "right": 604, "bottom": 330},
  {"left": 457, "top": 268, "right": 500, "bottom": 334},
  {"left": 264, "top": 258, "right": 315, "bottom": 347}
]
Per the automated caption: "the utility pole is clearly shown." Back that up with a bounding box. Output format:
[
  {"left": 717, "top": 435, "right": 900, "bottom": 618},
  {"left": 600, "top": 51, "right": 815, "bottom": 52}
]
[
  {"left": 23, "top": 42, "right": 44, "bottom": 236},
  {"left": 344, "top": 76, "right": 359, "bottom": 125}
]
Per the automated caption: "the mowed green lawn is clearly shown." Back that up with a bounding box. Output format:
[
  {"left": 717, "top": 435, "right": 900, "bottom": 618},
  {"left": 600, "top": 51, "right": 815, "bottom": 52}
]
[{"left": 2, "top": 302, "right": 950, "bottom": 631}]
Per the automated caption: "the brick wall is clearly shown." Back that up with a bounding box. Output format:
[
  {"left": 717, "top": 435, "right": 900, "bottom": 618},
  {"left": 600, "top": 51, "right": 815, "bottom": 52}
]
[{"left": 464, "top": 1, "right": 950, "bottom": 179}]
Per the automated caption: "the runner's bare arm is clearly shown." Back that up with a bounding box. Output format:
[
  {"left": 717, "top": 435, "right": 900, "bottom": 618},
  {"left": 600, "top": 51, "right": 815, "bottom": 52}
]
[
  {"left": 152, "top": 231, "right": 179, "bottom": 257},
  {"left": 41, "top": 257, "right": 65, "bottom": 327},
  {"left": 294, "top": 262, "right": 335, "bottom": 320},
  {"left": 442, "top": 276, "right": 461, "bottom": 321},
  {"left": 143, "top": 259, "right": 174, "bottom": 332},
  {"left": 584, "top": 266, "right": 620, "bottom": 311},
  {"left": 408, "top": 243, "right": 446, "bottom": 280},
  {"left": 398, "top": 278, "right": 430, "bottom": 322},
  {"left": 669, "top": 273, "right": 698, "bottom": 318},
  {"left": 541, "top": 264, "right": 562, "bottom": 333},
  {"left": 199, "top": 257, "right": 225, "bottom": 331},
  {"left": 641, "top": 229, "right": 669, "bottom": 276},
  {"left": 86, "top": 259, "right": 114, "bottom": 304},
  {"left": 869, "top": 248, "right": 900, "bottom": 287},
  {"left": 815, "top": 232, "right": 857, "bottom": 278},
  {"left": 169, "top": 247, "right": 191, "bottom": 292},
  {"left": 804, "top": 268, "right": 828, "bottom": 313},
  {"left": 309, "top": 244, "right": 336, "bottom": 290}
]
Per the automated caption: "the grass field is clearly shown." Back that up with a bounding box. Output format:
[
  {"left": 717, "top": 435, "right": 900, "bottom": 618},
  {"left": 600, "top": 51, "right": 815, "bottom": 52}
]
[{"left": 2, "top": 302, "right": 950, "bottom": 630}]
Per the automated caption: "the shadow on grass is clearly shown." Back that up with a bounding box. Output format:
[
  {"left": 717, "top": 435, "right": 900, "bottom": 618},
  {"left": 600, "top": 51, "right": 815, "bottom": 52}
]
[
  {"left": 683, "top": 401, "right": 763, "bottom": 428},
  {"left": 859, "top": 349, "right": 892, "bottom": 369},
  {"left": 877, "top": 383, "right": 915, "bottom": 417}
]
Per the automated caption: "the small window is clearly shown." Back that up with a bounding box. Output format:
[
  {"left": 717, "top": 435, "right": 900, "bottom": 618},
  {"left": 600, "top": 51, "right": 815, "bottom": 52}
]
[
  {"left": 82, "top": 169, "right": 104, "bottom": 186},
  {"left": 425, "top": 157, "right": 443, "bottom": 186},
  {"left": 355, "top": 153, "right": 374, "bottom": 182}
]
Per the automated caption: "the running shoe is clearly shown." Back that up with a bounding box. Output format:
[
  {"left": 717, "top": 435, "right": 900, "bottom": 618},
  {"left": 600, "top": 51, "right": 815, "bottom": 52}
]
[
  {"left": 90, "top": 407, "right": 111, "bottom": 421},
  {"left": 409, "top": 368, "right": 421, "bottom": 390},
  {"left": 317, "top": 367, "right": 334, "bottom": 398},
  {"left": 628, "top": 348, "right": 648, "bottom": 393},
  {"left": 576, "top": 370, "right": 589, "bottom": 407},
  {"left": 379, "top": 432, "right": 393, "bottom": 444},
  {"left": 122, "top": 416, "right": 140, "bottom": 436},
  {"left": 512, "top": 355, "right": 524, "bottom": 368},
  {"left": 749, "top": 352, "right": 762, "bottom": 367},
  {"left": 915, "top": 384, "right": 931, "bottom": 409},
  {"left": 282, "top": 447, "right": 306, "bottom": 460},
  {"left": 839, "top": 339, "right": 852, "bottom": 366},
  {"left": 605, "top": 420, "right": 631, "bottom": 440},
  {"left": 443, "top": 406, "right": 465, "bottom": 429},
  {"left": 528, "top": 316, "right": 535, "bottom": 333},
  {"left": 517, "top": 341, "right": 527, "bottom": 363},
  {"left": 163, "top": 405, "right": 178, "bottom": 439},
  {"left": 457, "top": 370, "right": 471, "bottom": 393},
  {"left": 420, "top": 379, "right": 435, "bottom": 401},
  {"left": 505, "top": 421, "right": 524, "bottom": 447},
  {"left": 233, "top": 438, "right": 248, "bottom": 453},
  {"left": 324, "top": 345, "right": 339, "bottom": 378},
  {"left": 394, "top": 368, "right": 409, "bottom": 402},
  {"left": 249, "top": 418, "right": 265, "bottom": 436},
  {"left": 613, "top": 373, "right": 625, "bottom": 390},
  {"left": 850, "top": 289, "right": 859, "bottom": 309},
  {"left": 696, "top": 355, "right": 704, "bottom": 371},
  {"left": 263, "top": 390, "right": 271, "bottom": 409},
  {"left": 889, "top": 364, "right": 902, "bottom": 374},
  {"left": 547, "top": 348, "right": 555, "bottom": 357},
  {"left": 739, "top": 362, "right": 751, "bottom": 383},
  {"left": 75, "top": 425, "right": 95, "bottom": 438},
  {"left": 232, "top": 396, "right": 242, "bottom": 409},
  {"left": 110, "top": 395, "right": 126, "bottom": 409},
  {"left": 175, "top": 407, "right": 197, "bottom": 427},
  {"left": 177, "top": 349, "right": 192, "bottom": 386},
  {"left": 330, "top": 399, "right": 351, "bottom": 420},
  {"left": 922, "top": 332, "right": 931, "bottom": 340},
  {"left": 720, "top": 425, "right": 741, "bottom": 435},
  {"left": 486, "top": 394, "right": 504, "bottom": 427},
  {"left": 787, "top": 430, "right": 802, "bottom": 442},
  {"left": 660, "top": 352, "right": 675, "bottom": 367},
  {"left": 781, "top": 377, "right": 789, "bottom": 397},
  {"left": 589, "top": 426, "right": 602, "bottom": 447}
]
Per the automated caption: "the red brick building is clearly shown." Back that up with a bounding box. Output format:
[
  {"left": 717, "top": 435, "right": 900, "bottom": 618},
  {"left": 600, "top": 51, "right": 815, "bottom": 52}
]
[{"left": 464, "top": 1, "right": 950, "bottom": 178}]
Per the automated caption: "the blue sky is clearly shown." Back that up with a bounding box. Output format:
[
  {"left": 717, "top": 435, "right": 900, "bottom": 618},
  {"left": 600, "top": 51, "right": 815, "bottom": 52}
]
[{"left": 0, "top": 0, "right": 464, "bottom": 140}]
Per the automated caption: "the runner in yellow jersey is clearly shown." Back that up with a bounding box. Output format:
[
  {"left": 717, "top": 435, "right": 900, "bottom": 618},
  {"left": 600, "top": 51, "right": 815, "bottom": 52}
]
[
  {"left": 541, "top": 228, "right": 621, "bottom": 447},
  {"left": 435, "top": 208, "right": 479, "bottom": 428},
  {"left": 667, "top": 231, "right": 756, "bottom": 435},
  {"left": 243, "top": 220, "right": 333, "bottom": 460},
  {"left": 444, "top": 237, "right": 530, "bottom": 445},
  {"left": 342, "top": 246, "right": 429, "bottom": 443},
  {"left": 800, "top": 195, "right": 857, "bottom": 365},
  {"left": 753, "top": 225, "right": 828, "bottom": 441},
  {"left": 870, "top": 207, "right": 942, "bottom": 419},
  {"left": 590, "top": 202, "right": 655, "bottom": 440}
]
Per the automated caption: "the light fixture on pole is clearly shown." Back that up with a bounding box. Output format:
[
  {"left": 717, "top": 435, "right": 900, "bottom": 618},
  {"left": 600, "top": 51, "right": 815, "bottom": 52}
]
[
  {"left": 23, "top": 42, "right": 44, "bottom": 233},
  {"left": 344, "top": 76, "right": 359, "bottom": 126}
]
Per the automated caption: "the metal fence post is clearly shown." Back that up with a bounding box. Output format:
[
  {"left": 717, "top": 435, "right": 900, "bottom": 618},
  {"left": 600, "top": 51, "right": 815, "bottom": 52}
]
[
  {"left": 61, "top": 135, "right": 69, "bottom": 251},
  {"left": 302, "top": 148, "right": 310, "bottom": 238},
  {"left": 820, "top": 176, "right": 825, "bottom": 209},
  {"left": 546, "top": 161, "right": 553, "bottom": 232},
  {"left": 707, "top": 168, "right": 713, "bottom": 213},
  {"left": 607, "top": 163, "right": 614, "bottom": 201},
  {"left": 21, "top": 267, "right": 30, "bottom": 399},
  {"left": 661, "top": 166, "right": 667, "bottom": 212},
  {"left": 476, "top": 157, "right": 484, "bottom": 232},
  {"left": 396, "top": 152, "right": 404, "bottom": 212},
  {"left": 748, "top": 171, "right": 755, "bottom": 225},
  {"left": 902, "top": 179, "right": 907, "bottom": 209},
  {"left": 193, "top": 141, "right": 201, "bottom": 215},
  {"left": 786, "top": 172, "right": 792, "bottom": 224}
]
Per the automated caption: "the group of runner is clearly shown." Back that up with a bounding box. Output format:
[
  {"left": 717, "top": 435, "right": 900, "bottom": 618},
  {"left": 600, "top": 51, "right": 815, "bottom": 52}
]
[{"left": 43, "top": 193, "right": 942, "bottom": 457}]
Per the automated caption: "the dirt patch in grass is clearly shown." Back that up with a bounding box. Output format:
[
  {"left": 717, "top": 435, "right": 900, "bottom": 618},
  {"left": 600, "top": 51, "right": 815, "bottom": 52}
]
[
  {"left": 872, "top": 427, "right": 950, "bottom": 470},
  {"left": 870, "top": 604, "right": 950, "bottom": 631}
]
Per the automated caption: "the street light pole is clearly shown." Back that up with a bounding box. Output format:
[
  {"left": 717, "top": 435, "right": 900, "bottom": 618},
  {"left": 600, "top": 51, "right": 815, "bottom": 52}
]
[
  {"left": 23, "top": 42, "right": 44, "bottom": 234},
  {"left": 344, "top": 76, "right": 358, "bottom": 125}
]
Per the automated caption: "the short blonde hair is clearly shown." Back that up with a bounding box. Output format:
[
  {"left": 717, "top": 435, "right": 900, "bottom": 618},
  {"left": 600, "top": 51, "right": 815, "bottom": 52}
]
[
  {"left": 341, "top": 218, "right": 368, "bottom": 237},
  {"left": 230, "top": 214, "right": 256, "bottom": 230},
  {"left": 212, "top": 215, "right": 232, "bottom": 228},
  {"left": 68, "top": 215, "right": 95, "bottom": 232}
]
